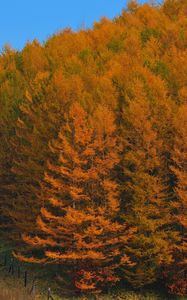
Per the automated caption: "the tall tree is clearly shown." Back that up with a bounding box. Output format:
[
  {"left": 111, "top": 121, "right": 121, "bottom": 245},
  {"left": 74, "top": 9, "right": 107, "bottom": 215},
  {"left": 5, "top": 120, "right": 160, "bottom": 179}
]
[
  {"left": 165, "top": 104, "right": 187, "bottom": 296},
  {"left": 15, "top": 103, "right": 135, "bottom": 293},
  {"left": 0, "top": 46, "right": 26, "bottom": 242},
  {"left": 121, "top": 81, "right": 174, "bottom": 287}
]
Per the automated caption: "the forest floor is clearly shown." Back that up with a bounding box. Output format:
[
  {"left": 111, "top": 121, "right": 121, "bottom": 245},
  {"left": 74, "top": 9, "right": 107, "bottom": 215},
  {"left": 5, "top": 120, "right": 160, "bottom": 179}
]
[
  {"left": 0, "top": 269, "right": 186, "bottom": 300},
  {"left": 0, "top": 254, "right": 186, "bottom": 300}
]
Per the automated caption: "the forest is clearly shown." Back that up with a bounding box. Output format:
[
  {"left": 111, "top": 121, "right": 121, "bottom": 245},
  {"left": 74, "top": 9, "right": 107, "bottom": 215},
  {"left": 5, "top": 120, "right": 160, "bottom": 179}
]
[{"left": 0, "top": 0, "right": 186, "bottom": 297}]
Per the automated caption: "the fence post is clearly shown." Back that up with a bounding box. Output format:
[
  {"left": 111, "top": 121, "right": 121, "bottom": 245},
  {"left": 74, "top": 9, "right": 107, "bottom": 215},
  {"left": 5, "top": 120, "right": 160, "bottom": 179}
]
[
  {"left": 47, "top": 287, "right": 51, "bottom": 300},
  {"left": 4, "top": 254, "right": 7, "bottom": 266},
  {"left": 11, "top": 259, "right": 14, "bottom": 275},
  {"left": 30, "top": 277, "right": 36, "bottom": 297},
  {"left": 24, "top": 270, "right": 28, "bottom": 287},
  {"left": 17, "top": 265, "right": 21, "bottom": 278},
  {"left": 8, "top": 258, "right": 13, "bottom": 273}
]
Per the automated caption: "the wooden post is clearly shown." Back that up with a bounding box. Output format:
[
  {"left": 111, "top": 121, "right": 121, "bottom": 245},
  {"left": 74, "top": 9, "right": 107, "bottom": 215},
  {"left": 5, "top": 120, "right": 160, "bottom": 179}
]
[
  {"left": 11, "top": 260, "right": 14, "bottom": 275},
  {"left": 4, "top": 254, "right": 7, "bottom": 266},
  {"left": 8, "top": 258, "right": 13, "bottom": 273},
  {"left": 18, "top": 265, "right": 21, "bottom": 278},
  {"left": 30, "top": 277, "right": 36, "bottom": 297},
  {"left": 47, "top": 287, "right": 51, "bottom": 300},
  {"left": 8, "top": 264, "right": 11, "bottom": 273},
  {"left": 24, "top": 270, "right": 28, "bottom": 287}
]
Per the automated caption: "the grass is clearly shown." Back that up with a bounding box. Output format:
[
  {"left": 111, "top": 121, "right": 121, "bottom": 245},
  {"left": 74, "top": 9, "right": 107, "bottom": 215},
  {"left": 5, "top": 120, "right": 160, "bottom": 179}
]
[
  {"left": 1, "top": 269, "right": 186, "bottom": 300},
  {"left": 0, "top": 253, "right": 186, "bottom": 300}
]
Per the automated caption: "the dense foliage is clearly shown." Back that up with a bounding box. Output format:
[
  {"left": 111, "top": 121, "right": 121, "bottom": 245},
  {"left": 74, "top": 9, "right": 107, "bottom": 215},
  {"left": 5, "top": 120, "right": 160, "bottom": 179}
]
[{"left": 0, "top": 0, "right": 186, "bottom": 296}]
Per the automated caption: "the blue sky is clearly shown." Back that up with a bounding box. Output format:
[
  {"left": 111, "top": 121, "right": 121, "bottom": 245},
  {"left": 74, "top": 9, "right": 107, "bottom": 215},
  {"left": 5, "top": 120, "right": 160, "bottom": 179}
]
[{"left": 0, "top": 0, "right": 146, "bottom": 51}]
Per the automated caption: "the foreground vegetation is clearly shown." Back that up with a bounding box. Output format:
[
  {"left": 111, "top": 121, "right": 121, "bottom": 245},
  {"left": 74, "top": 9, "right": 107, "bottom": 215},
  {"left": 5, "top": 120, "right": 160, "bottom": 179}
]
[
  {"left": 0, "top": 0, "right": 186, "bottom": 297},
  {"left": 0, "top": 260, "right": 185, "bottom": 300}
]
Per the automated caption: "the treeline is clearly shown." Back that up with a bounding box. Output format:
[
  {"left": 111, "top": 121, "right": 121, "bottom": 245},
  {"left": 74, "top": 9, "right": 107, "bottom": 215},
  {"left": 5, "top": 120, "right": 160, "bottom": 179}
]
[{"left": 0, "top": 0, "right": 186, "bottom": 296}]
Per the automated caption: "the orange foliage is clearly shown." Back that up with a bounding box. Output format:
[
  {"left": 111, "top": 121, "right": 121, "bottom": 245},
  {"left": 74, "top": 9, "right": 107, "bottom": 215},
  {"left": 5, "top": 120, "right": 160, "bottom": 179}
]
[
  {"left": 19, "top": 103, "right": 134, "bottom": 292},
  {"left": 165, "top": 104, "right": 187, "bottom": 296},
  {"left": 0, "top": 0, "right": 186, "bottom": 296}
]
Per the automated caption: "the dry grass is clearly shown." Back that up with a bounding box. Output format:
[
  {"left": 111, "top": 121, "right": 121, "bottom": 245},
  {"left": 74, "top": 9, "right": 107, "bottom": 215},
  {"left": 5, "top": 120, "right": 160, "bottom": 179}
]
[
  {"left": 0, "top": 260, "right": 185, "bottom": 300},
  {"left": 0, "top": 267, "right": 45, "bottom": 300},
  {"left": 0, "top": 288, "right": 33, "bottom": 300}
]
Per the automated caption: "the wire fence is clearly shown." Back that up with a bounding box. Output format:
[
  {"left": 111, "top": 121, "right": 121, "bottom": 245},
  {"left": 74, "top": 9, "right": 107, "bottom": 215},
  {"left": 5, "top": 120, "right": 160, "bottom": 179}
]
[{"left": 1, "top": 253, "right": 55, "bottom": 300}]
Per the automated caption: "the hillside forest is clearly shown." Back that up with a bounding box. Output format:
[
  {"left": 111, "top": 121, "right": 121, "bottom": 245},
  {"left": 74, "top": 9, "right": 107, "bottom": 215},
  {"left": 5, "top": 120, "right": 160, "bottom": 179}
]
[{"left": 0, "top": 0, "right": 186, "bottom": 296}]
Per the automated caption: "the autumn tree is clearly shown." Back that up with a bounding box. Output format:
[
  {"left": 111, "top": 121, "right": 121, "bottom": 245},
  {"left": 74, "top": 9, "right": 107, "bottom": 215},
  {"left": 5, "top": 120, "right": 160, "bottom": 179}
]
[
  {"left": 0, "top": 0, "right": 186, "bottom": 296},
  {"left": 15, "top": 103, "right": 135, "bottom": 293},
  {"left": 165, "top": 104, "right": 187, "bottom": 296},
  {"left": 8, "top": 88, "right": 66, "bottom": 242},
  {"left": 0, "top": 46, "right": 27, "bottom": 242},
  {"left": 120, "top": 80, "right": 175, "bottom": 288}
]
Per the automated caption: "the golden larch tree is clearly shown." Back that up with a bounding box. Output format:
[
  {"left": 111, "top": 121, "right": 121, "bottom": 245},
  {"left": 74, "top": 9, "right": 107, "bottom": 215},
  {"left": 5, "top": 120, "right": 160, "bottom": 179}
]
[
  {"left": 166, "top": 104, "right": 187, "bottom": 296},
  {"left": 15, "top": 102, "right": 135, "bottom": 293},
  {"left": 121, "top": 80, "right": 174, "bottom": 288}
]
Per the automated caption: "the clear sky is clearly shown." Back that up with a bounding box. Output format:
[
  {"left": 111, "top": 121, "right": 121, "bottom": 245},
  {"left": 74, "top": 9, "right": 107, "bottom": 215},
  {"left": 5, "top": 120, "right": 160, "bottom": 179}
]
[{"left": 0, "top": 0, "right": 147, "bottom": 51}]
